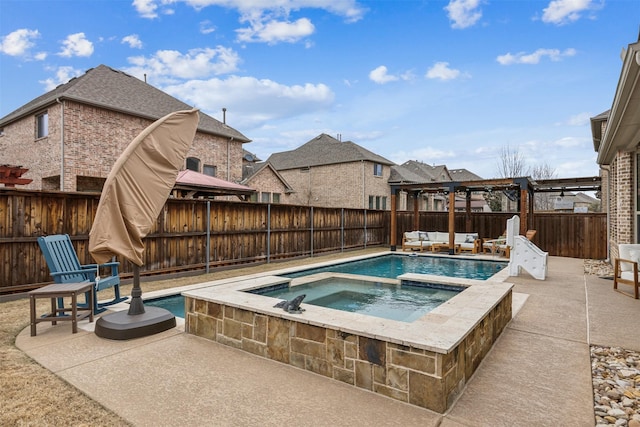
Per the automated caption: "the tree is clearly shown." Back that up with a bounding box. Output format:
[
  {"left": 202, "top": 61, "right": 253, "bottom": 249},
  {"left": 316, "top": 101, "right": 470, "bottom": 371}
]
[
  {"left": 531, "top": 163, "right": 557, "bottom": 211},
  {"left": 496, "top": 144, "right": 529, "bottom": 178}
]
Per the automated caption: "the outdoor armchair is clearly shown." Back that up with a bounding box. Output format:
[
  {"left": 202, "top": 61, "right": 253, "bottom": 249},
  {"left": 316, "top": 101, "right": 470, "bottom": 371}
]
[
  {"left": 37, "top": 234, "right": 126, "bottom": 313},
  {"left": 613, "top": 244, "right": 640, "bottom": 299}
]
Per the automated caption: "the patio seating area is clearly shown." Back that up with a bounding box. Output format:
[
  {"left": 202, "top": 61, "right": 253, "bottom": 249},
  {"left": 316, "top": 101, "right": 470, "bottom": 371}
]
[{"left": 12, "top": 253, "right": 640, "bottom": 426}]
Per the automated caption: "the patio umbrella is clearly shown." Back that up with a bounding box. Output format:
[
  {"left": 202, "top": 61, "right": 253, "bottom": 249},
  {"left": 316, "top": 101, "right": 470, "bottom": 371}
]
[{"left": 90, "top": 108, "right": 199, "bottom": 339}]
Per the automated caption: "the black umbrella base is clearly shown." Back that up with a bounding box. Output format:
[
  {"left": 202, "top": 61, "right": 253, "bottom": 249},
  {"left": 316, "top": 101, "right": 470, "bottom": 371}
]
[{"left": 95, "top": 306, "right": 176, "bottom": 340}]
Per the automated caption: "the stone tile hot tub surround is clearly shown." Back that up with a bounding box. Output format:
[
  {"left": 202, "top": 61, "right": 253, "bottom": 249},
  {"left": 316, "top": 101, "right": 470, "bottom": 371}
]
[{"left": 183, "top": 273, "right": 513, "bottom": 413}]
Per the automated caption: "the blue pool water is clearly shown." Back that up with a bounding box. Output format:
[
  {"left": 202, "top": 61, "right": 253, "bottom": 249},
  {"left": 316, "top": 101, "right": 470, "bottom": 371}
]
[
  {"left": 254, "top": 277, "right": 460, "bottom": 322},
  {"left": 144, "top": 295, "right": 185, "bottom": 318},
  {"left": 144, "top": 254, "right": 505, "bottom": 318},
  {"left": 284, "top": 253, "right": 505, "bottom": 281}
]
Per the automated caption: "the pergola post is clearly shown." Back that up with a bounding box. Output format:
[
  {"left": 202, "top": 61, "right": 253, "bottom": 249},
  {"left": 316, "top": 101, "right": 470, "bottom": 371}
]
[
  {"left": 465, "top": 189, "right": 472, "bottom": 232},
  {"left": 448, "top": 188, "right": 456, "bottom": 254},
  {"left": 518, "top": 188, "right": 527, "bottom": 235},
  {"left": 413, "top": 191, "right": 420, "bottom": 231},
  {"left": 390, "top": 188, "right": 397, "bottom": 251}
]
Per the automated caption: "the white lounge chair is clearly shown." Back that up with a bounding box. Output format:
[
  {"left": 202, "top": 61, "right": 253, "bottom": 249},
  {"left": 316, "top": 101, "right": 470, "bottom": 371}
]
[{"left": 614, "top": 244, "right": 640, "bottom": 299}]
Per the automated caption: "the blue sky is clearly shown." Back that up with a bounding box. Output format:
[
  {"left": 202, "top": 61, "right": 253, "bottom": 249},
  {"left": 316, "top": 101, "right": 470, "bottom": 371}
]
[{"left": 1, "top": 0, "right": 639, "bottom": 180}]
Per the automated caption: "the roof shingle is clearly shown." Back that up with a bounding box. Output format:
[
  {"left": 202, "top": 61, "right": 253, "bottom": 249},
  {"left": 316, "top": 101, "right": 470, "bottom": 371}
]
[{"left": 0, "top": 64, "right": 250, "bottom": 142}]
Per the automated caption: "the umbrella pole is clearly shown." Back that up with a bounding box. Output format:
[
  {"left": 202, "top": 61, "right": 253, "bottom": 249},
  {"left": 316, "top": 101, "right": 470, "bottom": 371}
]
[{"left": 127, "top": 264, "right": 146, "bottom": 315}]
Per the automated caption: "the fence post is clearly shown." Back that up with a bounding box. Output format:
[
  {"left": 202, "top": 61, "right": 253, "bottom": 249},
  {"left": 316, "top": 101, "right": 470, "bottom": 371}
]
[
  {"left": 310, "top": 206, "right": 314, "bottom": 257},
  {"left": 206, "top": 200, "right": 210, "bottom": 274},
  {"left": 267, "top": 203, "right": 271, "bottom": 263},
  {"left": 364, "top": 209, "right": 367, "bottom": 249},
  {"left": 341, "top": 208, "right": 345, "bottom": 252}
]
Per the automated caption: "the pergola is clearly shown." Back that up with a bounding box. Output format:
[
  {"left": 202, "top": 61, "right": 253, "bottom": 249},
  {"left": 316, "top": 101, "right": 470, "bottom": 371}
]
[
  {"left": 389, "top": 175, "right": 601, "bottom": 253},
  {"left": 0, "top": 165, "right": 32, "bottom": 187}
]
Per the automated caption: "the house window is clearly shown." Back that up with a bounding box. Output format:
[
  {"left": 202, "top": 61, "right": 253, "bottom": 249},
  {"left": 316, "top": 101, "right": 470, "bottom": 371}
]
[
  {"left": 261, "top": 192, "right": 271, "bottom": 203},
  {"left": 186, "top": 157, "right": 200, "bottom": 172},
  {"left": 203, "top": 165, "right": 216, "bottom": 177},
  {"left": 368, "top": 195, "right": 374, "bottom": 209},
  {"left": 373, "top": 163, "right": 383, "bottom": 176},
  {"left": 272, "top": 193, "right": 281, "bottom": 204},
  {"left": 249, "top": 193, "right": 258, "bottom": 202},
  {"left": 381, "top": 196, "right": 387, "bottom": 210},
  {"left": 36, "top": 112, "right": 48, "bottom": 138}
]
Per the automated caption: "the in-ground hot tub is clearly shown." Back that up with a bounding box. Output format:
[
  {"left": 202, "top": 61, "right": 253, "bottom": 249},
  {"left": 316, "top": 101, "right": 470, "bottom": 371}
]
[{"left": 184, "top": 272, "right": 512, "bottom": 413}]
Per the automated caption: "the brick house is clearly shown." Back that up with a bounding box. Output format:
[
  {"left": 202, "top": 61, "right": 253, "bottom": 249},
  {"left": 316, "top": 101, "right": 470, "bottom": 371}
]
[
  {"left": 241, "top": 158, "right": 295, "bottom": 204},
  {"left": 390, "top": 161, "right": 489, "bottom": 212},
  {"left": 267, "top": 133, "right": 394, "bottom": 209},
  {"left": 0, "top": 64, "right": 250, "bottom": 192},
  {"left": 592, "top": 37, "right": 640, "bottom": 260}
]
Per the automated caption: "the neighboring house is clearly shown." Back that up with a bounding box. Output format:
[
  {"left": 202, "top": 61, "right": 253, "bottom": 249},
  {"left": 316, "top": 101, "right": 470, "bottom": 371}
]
[
  {"left": 592, "top": 36, "right": 640, "bottom": 260},
  {"left": 241, "top": 160, "right": 295, "bottom": 204},
  {"left": 390, "top": 162, "right": 488, "bottom": 212},
  {"left": 552, "top": 192, "right": 600, "bottom": 213},
  {"left": 0, "top": 64, "right": 250, "bottom": 192},
  {"left": 267, "top": 133, "right": 394, "bottom": 209}
]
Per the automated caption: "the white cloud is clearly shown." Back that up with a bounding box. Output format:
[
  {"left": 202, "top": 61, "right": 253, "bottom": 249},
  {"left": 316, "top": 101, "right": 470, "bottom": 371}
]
[
  {"left": 125, "top": 46, "right": 241, "bottom": 81},
  {"left": 496, "top": 48, "right": 576, "bottom": 65},
  {"left": 444, "top": 0, "right": 482, "bottom": 29},
  {"left": 390, "top": 147, "right": 456, "bottom": 165},
  {"left": 39, "top": 66, "right": 84, "bottom": 91},
  {"left": 237, "top": 17, "right": 314, "bottom": 44},
  {"left": 541, "top": 0, "right": 597, "bottom": 25},
  {"left": 565, "top": 112, "right": 591, "bottom": 126},
  {"left": 425, "top": 62, "right": 461, "bottom": 80},
  {"left": 122, "top": 34, "right": 143, "bottom": 49},
  {"left": 200, "top": 20, "right": 216, "bottom": 34},
  {"left": 369, "top": 65, "right": 398, "bottom": 84},
  {"left": 58, "top": 33, "right": 94, "bottom": 57},
  {"left": 162, "top": 75, "right": 335, "bottom": 129},
  {"left": 0, "top": 28, "right": 40, "bottom": 57},
  {"left": 133, "top": 0, "right": 158, "bottom": 19},
  {"left": 553, "top": 136, "right": 586, "bottom": 148}
]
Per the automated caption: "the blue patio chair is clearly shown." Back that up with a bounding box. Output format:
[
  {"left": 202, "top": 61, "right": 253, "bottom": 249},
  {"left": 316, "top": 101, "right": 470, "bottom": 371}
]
[{"left": 37, "top": 234, "right": 126, "bottom": 314}]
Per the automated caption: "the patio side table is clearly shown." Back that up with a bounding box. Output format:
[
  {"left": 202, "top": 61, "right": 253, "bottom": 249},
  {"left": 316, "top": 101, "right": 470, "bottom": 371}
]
[{"left": 29, "top": 282, "right": 94, "bottom": 336}]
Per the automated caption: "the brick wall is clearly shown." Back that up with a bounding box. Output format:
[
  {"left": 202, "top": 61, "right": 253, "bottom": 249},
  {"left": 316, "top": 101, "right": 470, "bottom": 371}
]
[
  {"left": 244, "top": 166, "right": 293, "bottom": 204},
  {"left": 0, "top": 101, "right": 245, "bottom": 191},
  {"left": 278, "top": 161, "right": 391, "bottom": 209}
]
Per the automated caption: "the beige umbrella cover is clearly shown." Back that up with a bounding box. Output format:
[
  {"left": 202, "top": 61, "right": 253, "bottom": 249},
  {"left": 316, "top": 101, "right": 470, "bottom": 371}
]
[{"left": 89, "top": 109, "right": 199, "bottom": 266}]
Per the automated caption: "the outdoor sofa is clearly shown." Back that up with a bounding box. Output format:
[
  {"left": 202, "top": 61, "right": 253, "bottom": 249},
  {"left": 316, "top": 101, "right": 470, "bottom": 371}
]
[{"left": 401, "top": 231, "right": 480, "bottom": 253}]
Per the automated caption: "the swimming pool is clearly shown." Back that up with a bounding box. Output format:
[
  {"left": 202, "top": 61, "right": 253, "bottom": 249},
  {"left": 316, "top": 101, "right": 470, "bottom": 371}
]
[
  {"left": 250, "top": 276, "right": 461, "bottom": 322},
  {"left": 182, "top": 265, "right": 513, "bottom": 414},
  {"left": 144, "top": 295, "right": 185, "bottom": 318},
  {"left": 284, "top": 253, "right": 505, "bottom": 280},
  {"left": 145, "top": 253, "right": 505, "bottom": 318}
]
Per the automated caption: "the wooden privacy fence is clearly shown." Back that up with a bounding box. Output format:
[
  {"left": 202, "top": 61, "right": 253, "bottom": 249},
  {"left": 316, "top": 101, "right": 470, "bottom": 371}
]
[
  {"left": 0, "top": 189, "right": 389, "bottom": 294},
  {"left": 1, "top": 189, "right": 607, "bottom": 294},
  {"left": 394, "top": 211, "right": 607, "bottom": 259}
]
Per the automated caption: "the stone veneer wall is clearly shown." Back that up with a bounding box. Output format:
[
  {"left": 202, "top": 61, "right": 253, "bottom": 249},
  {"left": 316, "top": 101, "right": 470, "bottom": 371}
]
[{"left": 185, "top": 291, "right": 512, "bottom": 413}]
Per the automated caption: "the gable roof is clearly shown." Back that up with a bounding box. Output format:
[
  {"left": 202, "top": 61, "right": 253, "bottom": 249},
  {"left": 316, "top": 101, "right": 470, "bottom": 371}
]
[
  {"left": 241, "top": 161, "right": 294, "bottom": 193},
  {"left": 174, "top": 169, "right": 254, "bottom": 198},
  {"left": 389, "top": 164, "right": 430, "bottom": 184},
  {"left": 449, "top": 168, "right": 483, "bottom": 181},
  {"left": 400, "top": 160, "right": 451, "bottom": 182},
  {"left": 0, "top": 64, "right": 250, "bottom": 142},
  {"left": 267, "top": 133, "right": 394, "bottom": 170}
]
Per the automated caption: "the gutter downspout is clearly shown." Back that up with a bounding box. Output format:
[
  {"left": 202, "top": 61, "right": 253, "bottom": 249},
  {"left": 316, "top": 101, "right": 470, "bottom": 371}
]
[
  {"left": 362, "top": 160, "right": 365, "bottom": 209},
  {"left": 56, "top": 98, "right": 64, "bottom": 191},
  {"left": 227, "top": 136, "right": 234, "bottom": 182}
]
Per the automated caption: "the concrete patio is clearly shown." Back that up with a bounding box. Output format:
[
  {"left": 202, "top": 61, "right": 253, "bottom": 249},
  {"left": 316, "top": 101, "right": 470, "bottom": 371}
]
[{"left": 16, "top": 256, "right": 639, "bottom": 426}]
